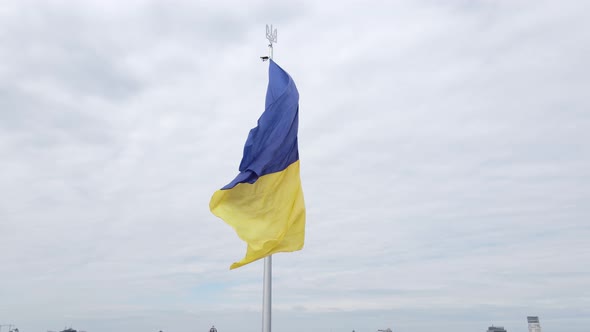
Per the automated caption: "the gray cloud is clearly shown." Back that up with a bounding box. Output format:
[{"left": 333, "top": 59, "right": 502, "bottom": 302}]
[{"left": 1, "top": 1, "right": 589, "bottom": 332}]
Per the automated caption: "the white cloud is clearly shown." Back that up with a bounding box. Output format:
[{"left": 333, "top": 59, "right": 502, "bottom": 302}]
[{"left": 1, "top": 1, "right": 589, "bottom": 332}]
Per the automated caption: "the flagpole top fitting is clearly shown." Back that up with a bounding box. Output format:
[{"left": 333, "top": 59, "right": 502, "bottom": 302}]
[{"left": 261, "top": 24, "right": 277, "bottom": 62}]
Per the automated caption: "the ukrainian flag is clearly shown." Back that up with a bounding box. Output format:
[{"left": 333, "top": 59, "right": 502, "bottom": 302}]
[{"left": 210, "top": 60, "right": 305, "bottom": 269}]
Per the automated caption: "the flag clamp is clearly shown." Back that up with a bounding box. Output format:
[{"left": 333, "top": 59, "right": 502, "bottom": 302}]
[{"left": 260, "top": 24, "right": 277, "bottom": 61}]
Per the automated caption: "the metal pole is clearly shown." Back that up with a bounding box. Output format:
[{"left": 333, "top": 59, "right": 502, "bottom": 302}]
[
  {"left": 261, "top": 24, "right": 277, "bottom": 332},
  {"left": 269, "top": 42, "right": 274, "bottom": 60},
  {"left": 262, "top": 255, "right": 272, "bottom": 332}
]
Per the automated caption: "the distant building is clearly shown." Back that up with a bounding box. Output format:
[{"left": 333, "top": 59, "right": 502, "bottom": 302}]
[
  {"left": 487, "top": 326, "right": 507, "bottom": 332},
  {"left": 210, "top": 325, "right": 217, "bottom": 332},
  {"left": 527, "top": 316, "right": 542, "bottom": 332}
]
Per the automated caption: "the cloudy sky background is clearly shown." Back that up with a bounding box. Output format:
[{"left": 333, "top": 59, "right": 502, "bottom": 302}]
[{"left": 1, "top": 1, "right": 589, "bottom": 332}]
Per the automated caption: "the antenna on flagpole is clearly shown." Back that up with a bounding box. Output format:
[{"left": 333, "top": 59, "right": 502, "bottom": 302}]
[{"left": 260, "top": 24, "right": 277, "bottom": 61}]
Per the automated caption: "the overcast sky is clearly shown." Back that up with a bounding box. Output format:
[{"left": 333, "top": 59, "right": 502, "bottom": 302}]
[{"left": 1, "top": 1, "right": 589, "bottom": 332}]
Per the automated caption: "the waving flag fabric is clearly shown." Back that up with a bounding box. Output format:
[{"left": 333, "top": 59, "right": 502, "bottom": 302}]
[{"left": 209, "top": 60, "right": 305, "bottom": 269}]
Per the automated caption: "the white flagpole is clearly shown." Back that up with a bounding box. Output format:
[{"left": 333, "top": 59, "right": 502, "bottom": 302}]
[
  {"left": 261, "top": 24, "right": 277, "bottom": 332},
  {"left": 262, "top": 255, "right": 272, "bottom": 332}
]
